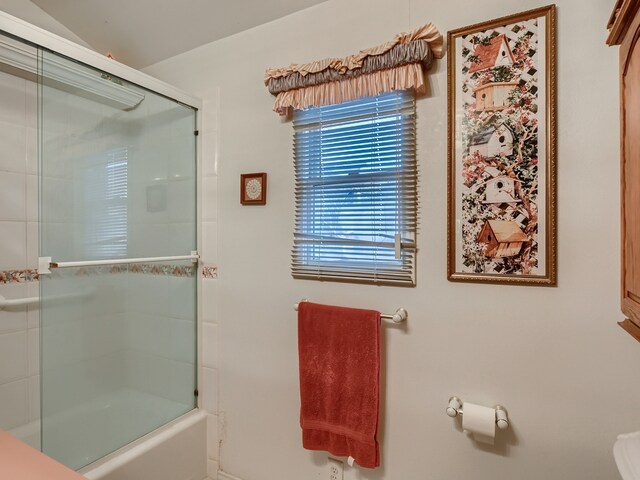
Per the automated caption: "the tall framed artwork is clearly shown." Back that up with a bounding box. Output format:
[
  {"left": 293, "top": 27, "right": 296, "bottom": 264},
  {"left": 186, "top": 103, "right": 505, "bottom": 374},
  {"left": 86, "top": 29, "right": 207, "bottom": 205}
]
[{"left": 447, "top": 5, "right": 556, "bottom": 286}]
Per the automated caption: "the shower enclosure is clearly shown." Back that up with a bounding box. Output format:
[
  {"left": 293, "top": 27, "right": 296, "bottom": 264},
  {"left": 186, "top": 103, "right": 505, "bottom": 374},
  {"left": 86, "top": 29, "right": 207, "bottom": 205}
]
[{"left": 0, "top": 11, "right": 200, "bottom": 473}]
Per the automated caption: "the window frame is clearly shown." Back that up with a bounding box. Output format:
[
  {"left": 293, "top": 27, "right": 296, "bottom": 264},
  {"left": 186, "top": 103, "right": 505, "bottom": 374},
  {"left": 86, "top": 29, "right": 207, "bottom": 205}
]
[{"left": 291, "top": 90, "right": 417, "bottom": 286}]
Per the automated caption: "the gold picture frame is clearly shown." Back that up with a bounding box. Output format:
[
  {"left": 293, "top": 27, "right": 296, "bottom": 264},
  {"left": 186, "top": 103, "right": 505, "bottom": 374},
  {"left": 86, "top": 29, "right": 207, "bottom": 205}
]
[{"left": 447, "top": 5, "right": 556, "bottom": 286}]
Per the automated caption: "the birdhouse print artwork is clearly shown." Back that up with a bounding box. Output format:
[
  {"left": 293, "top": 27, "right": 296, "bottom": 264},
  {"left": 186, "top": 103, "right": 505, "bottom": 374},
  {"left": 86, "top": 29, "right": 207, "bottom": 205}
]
[
  {"left": 483, "top": 175, "right": 520, "bottom": 204},
  {"left": 477, "top": 220, "right": 527, "bottom": 258},
  {"left": 448, "top": 6, "right": 556, "bottom": 281},
  {"left": 468, "top": 34, "right": 515, "bottom": 72},
  {"left": 474, "top": 82, "right": 519, "bottom": 111},
  {"left": 468, "top": 123, "right": 514, "bottom": 158}
]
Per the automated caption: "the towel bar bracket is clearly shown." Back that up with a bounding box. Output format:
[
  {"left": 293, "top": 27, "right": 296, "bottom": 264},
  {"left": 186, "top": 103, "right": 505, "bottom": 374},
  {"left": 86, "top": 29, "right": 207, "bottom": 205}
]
[{"left": 390, "top": 308, "right": 408, "bottom": 323}]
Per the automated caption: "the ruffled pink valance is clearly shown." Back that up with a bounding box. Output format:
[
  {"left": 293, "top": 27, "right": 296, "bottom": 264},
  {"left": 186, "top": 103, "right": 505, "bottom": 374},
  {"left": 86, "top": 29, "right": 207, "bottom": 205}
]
[
  {"left": 274, "top": 64, "right": 425, "bottom": 113},
  {"left": 264, "top": 23, "right": 443, "bottom": 115}
]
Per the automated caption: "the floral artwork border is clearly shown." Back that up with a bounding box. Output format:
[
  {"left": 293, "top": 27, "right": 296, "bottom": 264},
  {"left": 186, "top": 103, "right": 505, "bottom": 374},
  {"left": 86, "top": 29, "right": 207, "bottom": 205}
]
[{"left": 447, "top": 5, "right": 556, "bottom": 286}]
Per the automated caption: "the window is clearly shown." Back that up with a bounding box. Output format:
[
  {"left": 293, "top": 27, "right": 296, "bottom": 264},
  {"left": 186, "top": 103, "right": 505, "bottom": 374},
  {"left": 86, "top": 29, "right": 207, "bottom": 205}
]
[
  {"left": 292, "top": 91, "right": 417, "bottom": 285},
  {"left": 84, "top": 147, "right": 129, "bottom": 259}
]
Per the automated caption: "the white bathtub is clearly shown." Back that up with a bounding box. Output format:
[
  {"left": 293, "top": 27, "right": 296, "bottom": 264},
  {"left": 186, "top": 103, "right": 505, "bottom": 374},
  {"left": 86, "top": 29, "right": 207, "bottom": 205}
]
[
  {"left": 80, "top": 408, "right": 208, "bottom": 480},
  {"left": 10, "top": 409, "right": 208, "bottom": 480}
]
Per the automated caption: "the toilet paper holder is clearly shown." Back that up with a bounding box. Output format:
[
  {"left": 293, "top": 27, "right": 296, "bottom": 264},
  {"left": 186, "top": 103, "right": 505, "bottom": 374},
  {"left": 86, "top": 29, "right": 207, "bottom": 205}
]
[{"left": 446, "top": 396, "right": 509, "bottom": 430}]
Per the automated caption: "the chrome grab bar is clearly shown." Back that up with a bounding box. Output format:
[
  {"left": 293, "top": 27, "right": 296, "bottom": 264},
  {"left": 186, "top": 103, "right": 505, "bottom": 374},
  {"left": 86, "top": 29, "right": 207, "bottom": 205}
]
[
  {"left": 0, "top": 291, "right": 95, "bottom": 310},
  {"left": 0, "top": 295, "right": 38, "bottom": 308}
]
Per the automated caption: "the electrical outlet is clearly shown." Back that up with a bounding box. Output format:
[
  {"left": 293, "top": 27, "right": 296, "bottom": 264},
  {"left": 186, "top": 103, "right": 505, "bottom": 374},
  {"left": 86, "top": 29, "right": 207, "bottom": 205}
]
[{"left": 328, "top": 458, "right": 343, "bottom": 480}]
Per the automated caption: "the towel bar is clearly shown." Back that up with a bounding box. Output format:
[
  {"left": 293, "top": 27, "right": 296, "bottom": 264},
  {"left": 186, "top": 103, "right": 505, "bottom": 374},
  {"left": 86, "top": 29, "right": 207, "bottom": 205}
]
[
  {"left": 38, "top": 252, "right": 199, "bottom": 275},
  {"left": 294, "top": 300, "right": 407, "bottom": 323}
]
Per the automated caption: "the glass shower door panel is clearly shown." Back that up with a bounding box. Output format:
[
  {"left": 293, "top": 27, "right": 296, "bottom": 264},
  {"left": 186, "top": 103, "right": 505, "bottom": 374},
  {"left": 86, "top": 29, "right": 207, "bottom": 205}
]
[{"left": 39, "top": 50, "right": 197, "bottom": 470}]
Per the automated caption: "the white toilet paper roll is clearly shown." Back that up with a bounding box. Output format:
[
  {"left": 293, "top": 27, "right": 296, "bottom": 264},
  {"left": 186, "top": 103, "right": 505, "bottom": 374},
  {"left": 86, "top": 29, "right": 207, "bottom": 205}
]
[{"left": 462, "top": 402, "right": 496, "bottom": 445}]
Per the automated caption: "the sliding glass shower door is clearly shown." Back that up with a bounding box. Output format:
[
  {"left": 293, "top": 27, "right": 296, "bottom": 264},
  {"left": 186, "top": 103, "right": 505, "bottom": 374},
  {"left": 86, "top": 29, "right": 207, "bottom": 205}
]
[{"left": 38, "top": 50, "right": 197, "bottom": 470}]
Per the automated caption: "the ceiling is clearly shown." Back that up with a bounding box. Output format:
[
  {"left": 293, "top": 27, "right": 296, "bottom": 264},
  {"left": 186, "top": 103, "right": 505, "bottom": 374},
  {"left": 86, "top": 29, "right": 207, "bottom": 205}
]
[{"left": 31, "top": 0, "right": 327, "bottom": 68}]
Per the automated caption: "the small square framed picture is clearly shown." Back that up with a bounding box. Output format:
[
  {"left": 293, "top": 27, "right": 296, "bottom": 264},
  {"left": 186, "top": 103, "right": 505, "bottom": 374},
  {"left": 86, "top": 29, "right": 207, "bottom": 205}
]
[{"left": 240, "top": 172, "right": 267, "bottom": 205}]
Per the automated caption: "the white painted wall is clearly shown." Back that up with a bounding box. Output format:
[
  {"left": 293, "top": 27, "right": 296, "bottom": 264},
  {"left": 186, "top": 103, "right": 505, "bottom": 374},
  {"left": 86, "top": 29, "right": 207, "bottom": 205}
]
[
  {"left": 0, "top": 0, "right": 91, "bottom": 49},
  {"left": 145, "top": 0, "right": 640, "bottom": 478}
]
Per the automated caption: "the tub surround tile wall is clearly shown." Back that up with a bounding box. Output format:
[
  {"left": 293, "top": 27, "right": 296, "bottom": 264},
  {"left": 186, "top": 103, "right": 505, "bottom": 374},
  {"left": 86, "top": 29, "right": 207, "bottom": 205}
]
[
  {"left": 26, "top": 283, "right": 38, "bottom": 329},
  {"left": 202, "top": 222, "right": 218, "bottom": 267},
  {"left": 0, "top": 283, "right": 29, "bottom": 333},
  {"left": 0, "top": 120, "right": 27, "bottom": 173},
  {"left": 122, "top": 272, "right": 197, "bottom": 409},
  {"left": 40, "top": 271, "right": 128, "bottom": 418},
  {"left": 202, "top": 177, "right": 218, "bottom": 222},
  {"left": 0, "top": 222, "right": 27, "bottom": 271},
  {"left": 0, "top": 67, "right": 37, "bottom": 276},
  {"left": 202, "top": 323, "right": 219, "bottom": 369},
  {"left": 0, "top": 328, "right": 27, "bottom": 384},
  {"left": 0, "top": 67, "right": 39, "bottom": 434},
  {"left": 0, "top": 378, "right": 29, "bottom": 431},
  {"left": 198, "top": 86, "right": 220, "bottom": 480},
  {"left": 0, "top": 171, "right": 27, "bottom": 221},
  {"left": 0, "top": 281, "right": 37, "bottom": 434}
]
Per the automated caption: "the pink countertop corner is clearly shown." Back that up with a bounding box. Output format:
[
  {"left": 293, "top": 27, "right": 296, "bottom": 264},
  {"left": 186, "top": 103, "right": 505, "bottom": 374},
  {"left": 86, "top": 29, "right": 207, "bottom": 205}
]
[{"left": 0, "top": 430, "right": 86, "bottom": 480}]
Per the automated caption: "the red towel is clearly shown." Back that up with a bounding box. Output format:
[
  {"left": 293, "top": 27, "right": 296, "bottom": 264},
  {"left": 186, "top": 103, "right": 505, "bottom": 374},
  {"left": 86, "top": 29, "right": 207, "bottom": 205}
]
[{"left": 297, "top": 302, "right": 381, "bottom": 468}]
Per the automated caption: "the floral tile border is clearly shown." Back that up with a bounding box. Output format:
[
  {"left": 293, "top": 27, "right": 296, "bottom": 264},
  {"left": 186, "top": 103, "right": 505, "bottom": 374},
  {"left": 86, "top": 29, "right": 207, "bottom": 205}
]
[
  {"left": 0, "top": 269, "right": 39, "bottom": 284},
  {"left": 130, "top": 263, "right": 196, "bottom": 277},
  {"left": 2, "top": 263, "right": 203, "bottom": 283},
  {"left": 71, "top": 265, "right": 127, "bottom": 276},
  {"left": 8, "top": 263, "right": 196, "bottom": 284},
  {"left": 202, "top": 265, "right": 218, "bottom": 279},
  {"left": 65, "top": 264, "right": 196, "bottom": 277}
]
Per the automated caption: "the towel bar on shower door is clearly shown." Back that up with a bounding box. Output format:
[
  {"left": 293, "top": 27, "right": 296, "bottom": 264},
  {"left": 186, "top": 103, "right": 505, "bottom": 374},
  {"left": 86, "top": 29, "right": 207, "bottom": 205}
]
[
  {"left": 294, "top": 299, "right": 408, "bottom": 323},
  {"left": 38, "top": 252, "right": 200, "bottom": 275}
]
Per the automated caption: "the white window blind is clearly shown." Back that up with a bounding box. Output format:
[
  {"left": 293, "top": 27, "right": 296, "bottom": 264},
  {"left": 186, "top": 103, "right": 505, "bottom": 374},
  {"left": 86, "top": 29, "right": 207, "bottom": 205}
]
[
  {"left": 84, "top": 147, "right": 129, "bottom": 259},
  {"left": 292, "top": 90, "right": 417, "bottom": 286}
]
